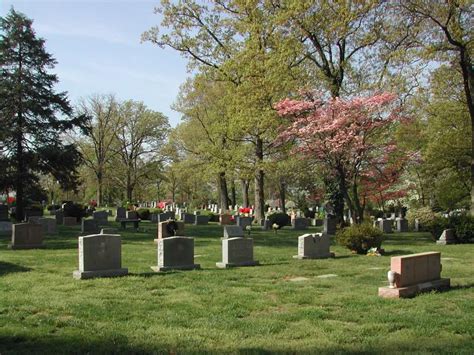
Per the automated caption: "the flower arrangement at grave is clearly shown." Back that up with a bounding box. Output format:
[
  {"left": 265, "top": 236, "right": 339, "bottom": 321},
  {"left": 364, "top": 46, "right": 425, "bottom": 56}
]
[
  {"left": 272, "top": 223, "right": 279, "bottom": 234},
  {"left": 245, "top": 225, "right": 252, "bottom": 236},
  {"left": 239, "top": 207, "right": 252, "bottom": 217}
]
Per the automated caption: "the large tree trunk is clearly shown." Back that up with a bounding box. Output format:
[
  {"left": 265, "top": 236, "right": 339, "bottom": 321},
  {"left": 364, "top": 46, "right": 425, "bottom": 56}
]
[
  {"left": 15, "top": 125, "right": 24, "bottom": 221},
  {"left": 218, "top": 171, "right": 230, "bottom": 211},
  {"left": 241, "top": 179, "right": 250, "bottom": 207},
  {"left": 279, "top": 177, "right": 286, "bottom": 214},
  {"left": 254, "top": 137, "right": 265, "bottom": 223},
  {"left": 96, "top": 170, "right": 103, "bottom": 207}
]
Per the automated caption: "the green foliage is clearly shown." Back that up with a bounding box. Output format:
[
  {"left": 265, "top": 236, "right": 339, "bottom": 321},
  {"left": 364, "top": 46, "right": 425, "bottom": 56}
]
[
  {"left": 197, "top": 210, "right": 218, "bottom": 222},
  {"left": 46, "top": 205, "right": 61, "bottom": 211},
  {"left": 423, "top": 214, "right": 474, "bottom": 243},
  {"left": 149, "top": 208, "right": 163, "bottom": 215},
  {"left": 336, "top": 223, "right": 383, "bottom": 254},
  {"left": 406, "top": 206, "right": 441, "bottom": 232},
  {"left": 303, "top": 208, "right": 315, "bottom": 219},
  {"left": 136, "top": 208, "right": 150, "bottom": 220},
  {"left": 267, "top": 213, "right": 291, "bottom": 229}
]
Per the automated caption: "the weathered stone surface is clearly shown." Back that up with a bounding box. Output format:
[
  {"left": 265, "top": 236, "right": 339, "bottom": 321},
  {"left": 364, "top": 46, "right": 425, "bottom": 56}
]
[
  {"left": 93, "top": 211, "right": 109, "bottom": 224},
  {"left": 151, "top": 236, "right": 200, "bottom": 272},
  {"left": 38, "top": 218, "right": 57, "bottom": 234},
  {"left": 81, "top": 219, "right": 100, "bottom": 234},
  {"left": 0, "top": 221, "right": 13, "bottom": 235},
  {"left": 63, "top": 216, "right": 78, "bottom": 226},
  {"left": 396, "top": 218, "right": 409, "bottom": 233},
  {"left": 115, "top": 207, "right": 126, "bottom": 221},
  {"left": 376, "top": 219, "right": 392, "bottom": 233},
  {"left": 28, "top": 216, "right": 42, "bottom": 224},
  {"left": 223, "top": 225, "right": 244, "bottom": 239},
  {"left": 181, "top": 213, "right": 195, "bottom": 224},
  {"left": 235, "top": 216, "right": 252, "bottom": 229},
  {"left": 378, "top": 251, "right": 450, "bottom": 298},
  {"left": 437, "top": 229, "right": 456, "bottom": 245},
  {"left": 219, "top": 214, "right": 233, "bottom": 225},
  {"left": 159, "top": 212, "right": 175, "bottom": 223},
  {"left": 294, "top": 233, "right": 334, "bottom": 259},
  {"left": 194, "top": 215, "right": 209, "bottom": 225},
  {"left": 216, "top": 237, "right": 259, "bottom": 268},
  {"left": 261, "top": 219, "right": 271, "bottom": 231},
  {"left": 157, "top": 220, "right": 185, "bottom": 239},
  {"left": 323, "top": 218, "right": 337, "bottom": 235},
  {"left": 8, "top": 223, "right": 44, "bottom": 249},
  {"left": 126, "top": 211, "right": 138, "bottom": 220},
  {"left": 55, "top": 211, "right": 64, "bottom": 225},
  {"left": 0, "top": 205, "right": 9, "bottom": 221},
  {"left": 73, "top": 234, "right": 128, "bottom": 279},
  {"left": 100, "top": 228, "right": 118, "bottom": 234},
  {"left": 24, "top": 208, "right": 43, "bottom": 221},
  {"left": 414, "top": 218, "right": 420, "bottom": 232},
  {"left": 292, "top": 217, "right": 309, "bottom": 230}
]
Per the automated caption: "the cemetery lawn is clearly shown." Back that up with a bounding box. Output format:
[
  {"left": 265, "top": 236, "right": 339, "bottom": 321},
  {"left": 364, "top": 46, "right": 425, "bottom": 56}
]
[{"left": 1, "top": 222, "right": 473, "bottom": 354}]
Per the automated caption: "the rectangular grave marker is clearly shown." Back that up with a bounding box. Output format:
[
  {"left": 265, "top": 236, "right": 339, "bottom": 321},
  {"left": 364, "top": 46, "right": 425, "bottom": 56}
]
[
  {"left": 8, "top": 223, "right": 44, "bottom": 249},
  {"left": 216, "top": 237, "right": 259, "bottom": 268},
  {"left": 151, "top": 236, "right": 200, "bottom": 272}
]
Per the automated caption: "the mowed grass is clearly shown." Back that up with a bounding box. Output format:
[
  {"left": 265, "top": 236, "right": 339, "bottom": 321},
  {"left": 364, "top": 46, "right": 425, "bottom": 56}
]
[{"left": 0, "top": 219, "right": 473, "bottom": 354}]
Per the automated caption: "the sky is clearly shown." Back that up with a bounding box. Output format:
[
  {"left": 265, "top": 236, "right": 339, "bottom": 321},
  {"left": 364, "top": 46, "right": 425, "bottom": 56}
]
[{"left": 0, "top": 0, "right": 189, "bottom": 126}]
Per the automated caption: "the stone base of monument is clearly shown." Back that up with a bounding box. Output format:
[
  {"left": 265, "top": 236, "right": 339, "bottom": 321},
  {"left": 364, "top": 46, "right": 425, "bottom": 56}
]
[
  {"left": 8, "top": 243, "right": 45, "bottom": 250},
  {"left": 293, "top": 252, "right": 335, "bottom": 260},
  {"left": 216, "top": 260, "right": 259, "bottom": 268},
  {"left": 151, "top": 236, "right": 200, "bottom": 272},
  {"left": 216, "top": 237, "right": 259, "bottom": 269},
  {"left": 378, "top": 278, "right": 450, "bottom": 298},
  {"left": 73, "top": 268, "right": 128, "bottom": 280}
]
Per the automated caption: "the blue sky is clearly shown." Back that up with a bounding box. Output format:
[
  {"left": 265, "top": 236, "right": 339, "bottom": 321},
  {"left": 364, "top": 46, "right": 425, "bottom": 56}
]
[{"left": 1, "top": 0, "right": 189, "bottom": 126}]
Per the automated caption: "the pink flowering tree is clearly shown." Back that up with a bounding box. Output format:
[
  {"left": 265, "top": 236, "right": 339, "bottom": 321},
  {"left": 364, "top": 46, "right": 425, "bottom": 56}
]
[{"left": 275, "top": 92, "right": 407, "bottom": 223}]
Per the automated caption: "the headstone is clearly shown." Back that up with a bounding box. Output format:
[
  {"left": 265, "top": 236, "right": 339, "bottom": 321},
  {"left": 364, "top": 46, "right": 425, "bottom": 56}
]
[
  {"left": 8, "top": 223, "right": 44, "bottom": 249},
  {"left": 437, "top": 229, "right": 456, "bottom": 245},
  {"left": 294, "top": 233, "right": 334, "bottom": 259},
  {"left": 261, "top": 219, "right": 271, "bottom": 231},
  {"left": 0, "top": 221, "right": 13, "bottom": 235},
  {"left": 292, "top": 217, "right": 309, "bottom": 230},
  {"left": 151, "top": 236, "right": 200, "bottom": 272},
  {"left": 126, "top": 211, "right": 138, "bottom": 220},
  {"left": 93, "top": 211, "right": 109, "bottom": 224},
  {"left": 414, "top": 218, "right": 420, "bottom": 232},
  {"left": 181, "top": 213, "right": 195, "bottom": 224},
  {"left": 63, "top": 216, "right": 78, "bottom": 226},
  {"left": 378, "top": 252, "right": 450, "bottom": 298},
  {"left": 378, "top": 219, "right": 392, "bottom": 233},
  {"left": 82, "top": 219, "right": 100, "bottom": 234},
  {"left": 0, "top": 205, "right": 9, "bottom": 221},
  {"left": 194, "top": 215, "right": 209, "bottom": 225},
  {"left": 55, "top": 210, "right": 64, "bottom": 225},
  {"left": 223, "top": 225, "right": 244, "bottom": 239},
  {"left": 101, "top": 228, "right": 118, "bottom": 234},
  {"left": 73, "top": 234, "right": 128, "bottom": 279},
  {"left": 158, "top": 212, "right": 175, "bottom": 223},
  {"left": 115, "top": 207, "right": 126, "bottom": 221},
  {"left": 28, "top": 216, "right": 42, "bottom": 224},
  {"left": 38, "top": 218, "right": 57, "bottom": 234},
  {"left": 236, "top": 216, "right": 252, "bottom": 229},
  {"left": 24, "top": 208, "right": 43, "bottom": 221},
  {"left": 219, "top": 214, "right": 233, "bottom": 225},
  {"left": 216, "top": 237, "right": 259, "bottom": 268},
  {"left": 323, "top": 218, "right": 337, "bottom": 235},
  {"left": 157, "top": 220, "right": 185, "bottom": 239},
  {"left": 194, "top": 211, "right": 201, "bottom": 215},
  {"left": 396, "top": 217, "right": 408, "bottom": 232},
  {"left": 150, "top": 213, "right": 159, "bottom": 223}
]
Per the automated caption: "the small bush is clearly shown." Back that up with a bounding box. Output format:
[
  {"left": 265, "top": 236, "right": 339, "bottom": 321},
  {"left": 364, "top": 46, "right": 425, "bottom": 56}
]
[
  {"left": 406, "top": 206, "right": 441, "bottom": 232},
  {"left": 267, "top": 213, "right": 291, "bottom": 229},
  {"left": 423, "top": 216, "right": 450, "bottom": 241},
  {"left": 336, "top": 223, "right": 383, "bottom": 254},
  {"left": 63, "top": 202, "right": 86, "bottom": 220},
  {"left": 303, "top": 208, "right": 316, "bottom": 219},
  {"left": 198, "top": 210, "right": 219, "bottom": 222},
  {"left": 149, "top": 208, "right": 163, "bottom": 215},
  {"left": 451, "top": 215, "right": 474, "bottom": 243},
  {"left": 136, "top": 208, "right": 150, "bottom": 220}
]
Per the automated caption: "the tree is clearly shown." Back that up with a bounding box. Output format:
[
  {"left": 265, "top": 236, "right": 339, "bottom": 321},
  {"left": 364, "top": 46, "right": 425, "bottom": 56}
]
[
  {"left": 276, "top": 92, "right": 406, "bottom": 222},
  {"left": 113, "top": 100, "right": 169, "bottom": 202},
  {"left": 0, "top": 8, "right": 85, "bottom": 219},
  {"left": 75, "top": 94, "right": 120, "bottom": 207}
]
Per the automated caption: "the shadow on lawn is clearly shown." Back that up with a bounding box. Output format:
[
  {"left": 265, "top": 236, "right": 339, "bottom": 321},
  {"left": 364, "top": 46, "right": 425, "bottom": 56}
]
[{"left": 0, "top": 261, "right": 31, "bottom": 276}]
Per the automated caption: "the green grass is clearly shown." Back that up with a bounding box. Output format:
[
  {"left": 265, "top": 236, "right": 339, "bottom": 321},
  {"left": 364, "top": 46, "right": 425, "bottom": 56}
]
[{"left": 1, "top": 220, "right": 473, "bottom": 353}]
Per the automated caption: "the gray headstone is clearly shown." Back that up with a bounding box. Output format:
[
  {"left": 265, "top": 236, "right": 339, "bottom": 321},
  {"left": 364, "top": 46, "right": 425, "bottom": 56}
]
[
  {"left": 126, "top": 211, "right": 138, "bottom": 220},
  {"left": 24, "top": 208, "right": 43, "bottom": 221},
  {"left": 0, "top": 221, "right": 13, "bottom": 235},
  {"left": 93, "top": 211, "right": 109, "bottom": 224},
  {"left": 151, "top": 236, "right": 200, "bottom": 272},
  {"left": 292, "top": 217, "right": 309, "bottom": 230},
  {"left": 8, "top": 223, "right": 44, "bottom": 249},
  {"left": 236, "top": 216, "right": 252, "bottom": 229},
  {"left": 115, "top": 207, "right": 126, "bottom": 221},
  {"left": 38, "top": 218, "right": 57, "bottom": 234},
  {"left": 28, "top": 216, "right": 42, "bottom": 224},
  {"left": 63, "top": 216, "right": 78, "bottom": 226},
  {"left": 216, "top": 237, "right": 259, "bottom": 268},
  {"left": 101, "top": 228, "right": 118, "bottom": 234},
  {"left": 223, "top": 225, "right": 244, "bottom": 238},
  {"left": 261, "top": 219, "right": 271, "bottom": 231},
  {"left": 323, "top": 218, "right": 337, "bottom": 235},
  {"left": 396, "top": 218, "right": 408, "bottom": 232},
  {"left": 0, "top": 205, "right": 9, "bottom": 221},
  {"left": 378, "top": 219, "right": 392, "bottom": 233},
  {"left": 181, "top": 213, "right": 195, "bottom": 224},
  {"left": 414, "top": 218, "right": 420, "bottom": 232},
  {"left": 437, "top": 229, "right": 456, "bottom": 245},
  {"left": 194, "top": 215, "right": 209, "bottom": 225},
  {"left": 55, "top": 210, "right": 64, "bottom": 225},
  {"left": 158, "top": 212, "right": 175, "bottom": 223},
  {"left": 73, "top": 234, "right": 128, "bottom": 279},
  {"left": 81, "top": 219, "right": 100, "bottom": 234},
  {"left": 294, "top": 233, "right": 334, "bottom": 259}
]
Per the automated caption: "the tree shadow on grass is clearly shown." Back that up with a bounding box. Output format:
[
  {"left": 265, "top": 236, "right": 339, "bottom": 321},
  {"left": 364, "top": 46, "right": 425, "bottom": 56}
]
[
  {"left": 0, "top": 261, "right": 31, "bottom": 276},
  {"left": 383, "top": 249, "right": 415, "bottom": 256},
  {"left": 446, "top": 283, "right": 474, "bottom": 291}
]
